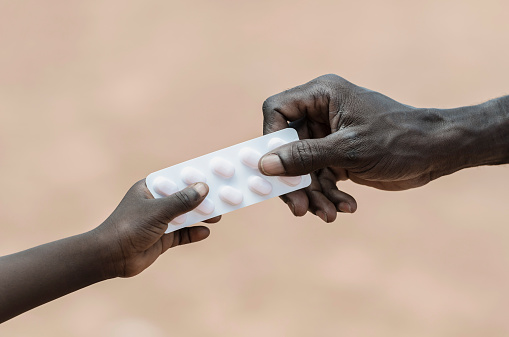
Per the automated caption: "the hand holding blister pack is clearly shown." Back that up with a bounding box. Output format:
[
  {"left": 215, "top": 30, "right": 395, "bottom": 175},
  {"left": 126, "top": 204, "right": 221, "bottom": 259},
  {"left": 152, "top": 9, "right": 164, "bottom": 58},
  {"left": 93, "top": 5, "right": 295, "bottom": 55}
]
[{"left": 146, "top": 129, "right": 311, "bottom": 233}]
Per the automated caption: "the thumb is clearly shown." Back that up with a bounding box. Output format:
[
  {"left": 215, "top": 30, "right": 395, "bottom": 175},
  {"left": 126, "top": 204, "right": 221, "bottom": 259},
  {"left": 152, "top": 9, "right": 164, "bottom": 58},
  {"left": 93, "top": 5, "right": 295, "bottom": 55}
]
[
  {"left": 258, "top": 138, "right": 338, "bottom": 176},
  {"left": 149, "top": 182, "right": 209, "bottom": 223}
]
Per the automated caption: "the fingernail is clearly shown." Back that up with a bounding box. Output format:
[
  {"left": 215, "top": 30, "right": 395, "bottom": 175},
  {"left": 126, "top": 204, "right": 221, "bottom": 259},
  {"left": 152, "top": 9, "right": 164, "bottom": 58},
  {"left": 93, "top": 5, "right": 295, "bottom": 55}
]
[
  {"left": 316, "top": 210, "right": 328, "bottom": 222},
  {"left": 339, "top": 202, "right": 352, "bottom": 213},
  {"left": 286, "top": 201, "right": 296, "bottom": 214},
  {"left": 193, "top": 182, "right": 208, "bottom": 197},
  {"left": 260, "top": 154, "right": 285, "bottom": 175}
]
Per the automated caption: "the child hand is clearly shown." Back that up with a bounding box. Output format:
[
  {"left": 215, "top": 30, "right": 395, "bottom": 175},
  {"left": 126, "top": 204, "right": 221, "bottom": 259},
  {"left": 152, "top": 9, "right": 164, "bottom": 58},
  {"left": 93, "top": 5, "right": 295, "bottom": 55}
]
[{"left": 96, "top": 180, "right": 218, "bottom": 278}]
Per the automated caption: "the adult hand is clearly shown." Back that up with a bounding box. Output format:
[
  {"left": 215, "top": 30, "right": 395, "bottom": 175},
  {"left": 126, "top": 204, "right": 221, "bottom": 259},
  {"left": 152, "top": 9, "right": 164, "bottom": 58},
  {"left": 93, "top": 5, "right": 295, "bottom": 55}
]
[
  {"left": 259, "top": 74, "right": 453, "bottom": 222},
  {"left": 96, "top": 180, "right": 220, "bottom": 277}
]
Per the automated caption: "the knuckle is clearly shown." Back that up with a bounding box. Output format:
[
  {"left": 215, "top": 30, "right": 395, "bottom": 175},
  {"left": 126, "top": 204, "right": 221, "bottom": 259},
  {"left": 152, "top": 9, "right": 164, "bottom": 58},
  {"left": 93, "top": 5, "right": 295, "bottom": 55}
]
[
  {"left": 262, "top": 96, "right": 277, "bottom": 116},
  {"left": 174, "top": 190, "right": 195, "bottom": 210},
  {"left": 317, "top": 73, "right": 340, "bottom": 82},
  {"left": 317, "top": 74, "right": 353, "bottom": 96},
  {"left": 290, "top": 141, "right": 315, "bottom": 171},
  {"left": 346, "top": 150, "right": 358, "bottom": 162},
  {"left": 317, "top": 74, "right": 344, "bottom": 86},
  {"left": 339, "top": 129, "right": 363, "bottom": 165},
  {"left": 262, "top": 95, "right": 285, "bottom": 134}
]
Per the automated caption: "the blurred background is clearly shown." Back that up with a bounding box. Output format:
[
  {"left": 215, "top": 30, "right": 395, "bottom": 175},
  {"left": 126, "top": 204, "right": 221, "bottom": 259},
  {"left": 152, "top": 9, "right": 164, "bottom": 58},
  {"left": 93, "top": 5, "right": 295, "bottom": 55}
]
[{"left": 1, "top": 0, "right": 508, "bottom": 336}]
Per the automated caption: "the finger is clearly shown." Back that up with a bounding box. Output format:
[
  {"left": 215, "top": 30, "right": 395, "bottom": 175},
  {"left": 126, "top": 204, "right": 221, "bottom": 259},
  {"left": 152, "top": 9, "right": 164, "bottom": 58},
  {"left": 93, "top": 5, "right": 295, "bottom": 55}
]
[
  {"left": 280, "top": 190, "right": 309, "bottom": 216},
  {"left": 258, "top": 137, "right": 339, "bottom": 176},
  {"left": 161, "top": 226, "right": 211, "bottom": 253},
  {"left": 317, "top": 168, "right": 357, "bottom": 213},
  {"left": 172, "top": 226, "right": 211, "bottom": 247},
  {"left": 304, "top": 172, "right": 338, "bottom": 223},
  {"left": 202, "top": 215, "right": 222, "bottom": 224},
  {"left": 262, "top": 78, "right": 330, "bottom": 135},
  {"left": 288, "top": 117, "right": 310, "bottom": 140},
  {"left": 287, "top": 104, "right": 331, "bottom": 141},
  {"left": 148, "top": 182, "right": 209, "bottom": 224},
  {"left": 262, "top": 87, "right": 308, "bottom": 135}
]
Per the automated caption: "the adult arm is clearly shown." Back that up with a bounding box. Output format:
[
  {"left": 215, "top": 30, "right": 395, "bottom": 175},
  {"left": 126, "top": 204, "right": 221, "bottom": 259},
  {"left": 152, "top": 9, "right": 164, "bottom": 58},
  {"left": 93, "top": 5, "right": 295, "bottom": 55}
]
[{"left": 259, "top": 74, "right": 509, "bottom": 221}]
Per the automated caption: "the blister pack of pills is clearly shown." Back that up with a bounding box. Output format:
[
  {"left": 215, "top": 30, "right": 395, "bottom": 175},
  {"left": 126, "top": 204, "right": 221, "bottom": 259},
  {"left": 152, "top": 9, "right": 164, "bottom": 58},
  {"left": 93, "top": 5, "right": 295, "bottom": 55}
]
[{"left": 146, "top": 128, "right": 311, "bottom": 233}]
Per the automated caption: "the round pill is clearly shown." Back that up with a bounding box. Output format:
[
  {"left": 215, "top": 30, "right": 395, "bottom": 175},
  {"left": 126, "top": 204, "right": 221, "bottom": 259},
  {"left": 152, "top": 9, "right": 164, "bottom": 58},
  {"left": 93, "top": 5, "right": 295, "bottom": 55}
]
[
  {"left": 239, "top": 147, "right": 262, "bottom": 169},
  {"left": 152, "top": 176, "right": 178, "bottom": 196},
  {"left": 180, "top": 166, "right": 207, "bottom": 185},
  {"left": 267, "top": 137, "right": 287, "bottom": 151},
  {"left": 278, "top": 175, "right": 302, "bottom": 186},
  {"left": 195, "top": 198, "right": 215, "bottom": 215},
  {"left": 248, "top": 175, "right": 273, "bottom": 196},
  {"left": 210, "top": 157, "right": 235, "bottom": 178},
  {"left": 219, "top": 186, "right": 244, "bottom": 205},
  {"left": 170, "top": 213, "right": 187, "bottom": 225}
]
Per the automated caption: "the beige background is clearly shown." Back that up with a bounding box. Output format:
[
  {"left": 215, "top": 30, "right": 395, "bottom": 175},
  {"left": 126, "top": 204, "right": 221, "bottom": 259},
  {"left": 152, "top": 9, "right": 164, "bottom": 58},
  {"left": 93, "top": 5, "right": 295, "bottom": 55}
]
[{"left": 1, "top": 0, "right": 508, "bottom": 336}]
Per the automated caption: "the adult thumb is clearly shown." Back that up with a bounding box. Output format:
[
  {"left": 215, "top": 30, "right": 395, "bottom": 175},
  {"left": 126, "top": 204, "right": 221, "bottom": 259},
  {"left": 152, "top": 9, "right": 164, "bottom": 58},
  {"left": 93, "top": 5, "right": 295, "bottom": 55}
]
[{"left": 258, "top": 138, "right": 337, "bottom": 176}]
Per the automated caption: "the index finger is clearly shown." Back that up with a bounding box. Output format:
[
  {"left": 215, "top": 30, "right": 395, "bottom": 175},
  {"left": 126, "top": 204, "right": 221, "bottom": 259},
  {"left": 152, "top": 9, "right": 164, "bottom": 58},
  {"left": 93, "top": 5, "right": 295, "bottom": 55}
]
[{"left": 262, "top": 79, "right": 332, "bottom": 135}]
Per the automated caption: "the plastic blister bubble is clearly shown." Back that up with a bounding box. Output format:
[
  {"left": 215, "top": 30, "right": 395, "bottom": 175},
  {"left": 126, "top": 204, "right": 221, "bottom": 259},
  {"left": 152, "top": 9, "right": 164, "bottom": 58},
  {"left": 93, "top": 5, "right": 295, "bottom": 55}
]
[{"left": 146, "top": 129, "right": 312, "bottom": 233}]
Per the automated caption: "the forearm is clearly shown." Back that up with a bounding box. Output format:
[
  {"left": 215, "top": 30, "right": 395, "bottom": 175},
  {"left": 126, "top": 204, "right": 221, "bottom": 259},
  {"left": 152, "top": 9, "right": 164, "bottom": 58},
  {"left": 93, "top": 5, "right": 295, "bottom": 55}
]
[
  {"left": 0, "top": 229, "right": 113, "bottom": 323},
  {"left": 426, "top": 95, "right": 509, "bottom": 178}
]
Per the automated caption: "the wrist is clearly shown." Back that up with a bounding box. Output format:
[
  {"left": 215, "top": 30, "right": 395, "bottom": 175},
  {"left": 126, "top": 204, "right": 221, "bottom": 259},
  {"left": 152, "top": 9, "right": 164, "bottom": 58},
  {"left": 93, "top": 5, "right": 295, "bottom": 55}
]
[
  {"left": 422, "top": 96, "right": 509, "bottom": 179},
  {"left": 88, "top": 225, "right": 123, "bottom": 279}
]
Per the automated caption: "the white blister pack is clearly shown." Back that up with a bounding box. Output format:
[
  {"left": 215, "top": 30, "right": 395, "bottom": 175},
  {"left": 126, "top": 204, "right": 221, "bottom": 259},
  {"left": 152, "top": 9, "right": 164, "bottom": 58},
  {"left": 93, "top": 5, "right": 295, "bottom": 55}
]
[{"left": 146, "top": 128, "right": 311, "bottom": 233}]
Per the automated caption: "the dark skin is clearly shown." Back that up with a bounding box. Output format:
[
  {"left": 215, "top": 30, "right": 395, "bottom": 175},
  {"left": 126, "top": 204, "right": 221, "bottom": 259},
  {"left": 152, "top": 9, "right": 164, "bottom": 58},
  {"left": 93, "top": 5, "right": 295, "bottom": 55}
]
[
  {"left": 259, "top": 74, "right": 509, "bottom": 222},
  {"left": 2, "top": 75, "right": 508, "bottom": 322},
  {"left": 0, "top": 180, "right": 220, "bottom": 323}
]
